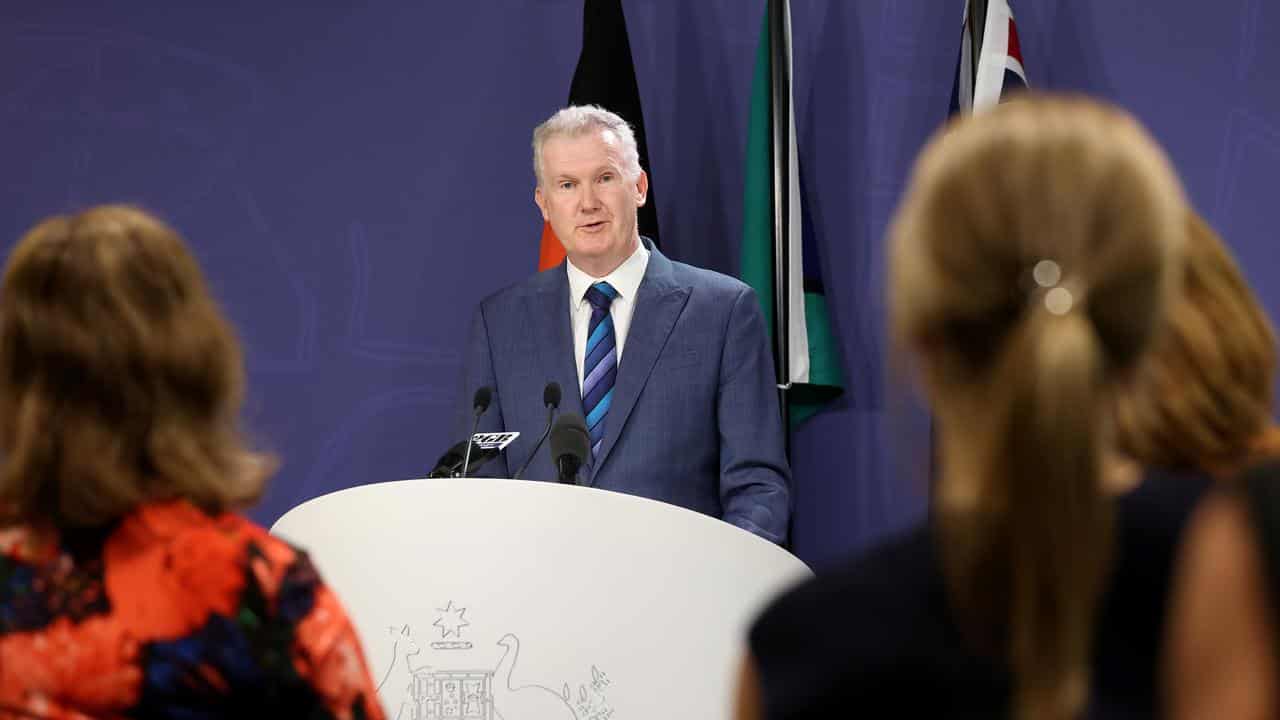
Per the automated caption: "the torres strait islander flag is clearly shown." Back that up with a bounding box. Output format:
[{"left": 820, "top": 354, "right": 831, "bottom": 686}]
[{"left": 740, "top": 1, "right": 844, "bottom": 425}]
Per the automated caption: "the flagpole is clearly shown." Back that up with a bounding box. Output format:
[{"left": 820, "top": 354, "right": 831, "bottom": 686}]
[
  {"left": 967, "top": 0, "right": 988, "bottom": 97},
  {"left": 768, "top": 0, "right": 793, "bottom": 455}
]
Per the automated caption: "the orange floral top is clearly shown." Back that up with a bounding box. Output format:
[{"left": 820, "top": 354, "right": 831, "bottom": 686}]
[{"left": 0, "top": 500, "right": 386, "bottom": 720}]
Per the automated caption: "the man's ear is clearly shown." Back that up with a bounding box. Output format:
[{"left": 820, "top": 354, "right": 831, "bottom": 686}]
[
  {"left": 635, "top": 170, "right": 649, "bottom": 208},
  {"left": 534, "top": 186, "right": 550, "bottom": 221}
]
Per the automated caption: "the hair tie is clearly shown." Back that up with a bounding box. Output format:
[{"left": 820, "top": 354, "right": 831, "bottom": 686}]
[{"left": 1032, "top": 259, "right": 1075, "bottom": 316}]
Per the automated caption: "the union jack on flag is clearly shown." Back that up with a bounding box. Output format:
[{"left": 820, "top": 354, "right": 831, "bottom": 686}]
[{"left": 950, "top": 0, "right": 1028, "bottom": 114}]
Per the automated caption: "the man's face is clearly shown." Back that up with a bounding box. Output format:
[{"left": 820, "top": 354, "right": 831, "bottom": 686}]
[{"left": 535, "top": 128, "right": 648, "bottom": 277}]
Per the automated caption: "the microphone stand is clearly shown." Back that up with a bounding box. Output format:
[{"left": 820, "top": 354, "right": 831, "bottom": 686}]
[
  {"left": 460, "top": 388, "right": 491, "bottom": 478},
  {"left": 460, "top": 411, "right": 483, "bottom": 478},
  {"left": 513, "top": 403, "right": 558, "bottom": 479}
]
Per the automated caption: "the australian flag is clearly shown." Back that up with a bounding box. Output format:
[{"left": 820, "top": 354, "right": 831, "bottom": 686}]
[{"left": 950, "top": 0, "right": 1028, "bottom": 114}]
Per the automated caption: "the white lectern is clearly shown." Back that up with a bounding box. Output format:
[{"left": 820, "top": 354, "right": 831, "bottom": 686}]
[{"left": 271, "top": 478, "right": 811, "bottom": 720}]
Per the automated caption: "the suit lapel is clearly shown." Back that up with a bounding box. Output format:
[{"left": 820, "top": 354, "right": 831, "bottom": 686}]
[
  {"left": 528, "top": 268, "right": 583, "bottom": 421},
  {"left": 589, "top": 246, "right": 689, "bottom": 483}
]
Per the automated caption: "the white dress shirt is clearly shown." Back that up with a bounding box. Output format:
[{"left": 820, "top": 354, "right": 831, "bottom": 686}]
[{"left": 566, "top": 241, "right": 650, "bottom": 393}]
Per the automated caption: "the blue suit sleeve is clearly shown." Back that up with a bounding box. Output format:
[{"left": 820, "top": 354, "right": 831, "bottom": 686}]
[
  {"left": 717, "top": 285, "right": 792, "bottom": 544},
  {"left": 456, "top": 303, "right": 511, "bottom": 478}
]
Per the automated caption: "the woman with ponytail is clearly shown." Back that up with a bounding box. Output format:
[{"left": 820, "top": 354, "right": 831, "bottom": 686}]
[{"left": 734, "top": 94, "right": 1203, "bottom": 719}]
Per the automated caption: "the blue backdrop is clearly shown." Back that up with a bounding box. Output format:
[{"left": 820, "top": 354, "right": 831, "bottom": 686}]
[{"left": 2, "top": 1, "right": 1277, "bottom": 569}]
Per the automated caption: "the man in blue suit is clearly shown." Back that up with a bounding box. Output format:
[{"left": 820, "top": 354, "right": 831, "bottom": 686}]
[{"left": 458, "top": 106, "right": 790, "bottom": 544}]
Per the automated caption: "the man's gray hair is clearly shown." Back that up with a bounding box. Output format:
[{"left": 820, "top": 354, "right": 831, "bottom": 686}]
[{"left": 532, "top": 105, "right": 642, "bottom": 186}]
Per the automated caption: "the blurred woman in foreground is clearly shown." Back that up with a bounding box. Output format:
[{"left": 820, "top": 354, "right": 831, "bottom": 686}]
[
  {"left": 736, "top": 95, "right": 1197, "bottom": 719},
  {"left": 1129, "top": 214, "right": 1280, "bottom": 719},
  {"left": 0, "top": 206, "right": 385, "bottom": 718}
]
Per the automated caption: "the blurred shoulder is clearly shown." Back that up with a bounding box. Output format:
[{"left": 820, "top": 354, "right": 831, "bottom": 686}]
[
  {"left": 751, "top": 523, "right": 935, "bottom": 646},
  {"left": 113, "top": 500, "right": 316, "bottom": 593}
]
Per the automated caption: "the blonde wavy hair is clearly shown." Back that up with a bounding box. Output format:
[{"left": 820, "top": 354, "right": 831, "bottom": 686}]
[
  {"left": 1116, "top": 212, "right": 1277, "bottom": 476},
  {"left": 0, "top": 205, "right": 274, "bottom": 528},
  {"left": 890, "top": 95, "right": 1186, "bottom": 720}
]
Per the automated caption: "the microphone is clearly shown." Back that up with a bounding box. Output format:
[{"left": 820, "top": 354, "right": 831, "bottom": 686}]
[
  {"left": 460, "top": 386, "right": 492, "bottom": 479},
  {"left": 511, "top": 382, "right": 562, "bottom": 480},
  {"left": 549, "top": 411, "right": 589, "bottom": 485}
]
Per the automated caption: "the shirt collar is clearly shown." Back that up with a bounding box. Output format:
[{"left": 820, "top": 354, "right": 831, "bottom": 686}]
[{"left": 566, "top": 240, "right": 650, "bottom": 307}]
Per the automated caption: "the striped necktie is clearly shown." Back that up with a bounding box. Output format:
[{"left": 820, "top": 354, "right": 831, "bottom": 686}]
[{"left": 582, "top": 281, "right": 619, "bottom": 461}]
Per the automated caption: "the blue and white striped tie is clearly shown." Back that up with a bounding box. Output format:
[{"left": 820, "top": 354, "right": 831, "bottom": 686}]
[{"left": 582, "top": 281, "right": 618, "bottom": 462}]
